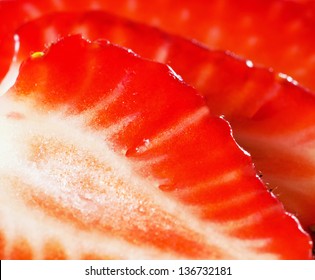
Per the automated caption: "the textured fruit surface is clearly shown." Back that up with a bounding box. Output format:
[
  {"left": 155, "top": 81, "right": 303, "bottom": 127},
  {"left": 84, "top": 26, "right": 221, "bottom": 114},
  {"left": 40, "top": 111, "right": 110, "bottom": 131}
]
[
  {"left": 1, "top": 0, "right": 315, "bottom": 92},
  {"left": 1, "top": 10, "right": 315, "bottom": 235},
  {"left": 0, "top": 36, "right": 312, "bottom": 259}
]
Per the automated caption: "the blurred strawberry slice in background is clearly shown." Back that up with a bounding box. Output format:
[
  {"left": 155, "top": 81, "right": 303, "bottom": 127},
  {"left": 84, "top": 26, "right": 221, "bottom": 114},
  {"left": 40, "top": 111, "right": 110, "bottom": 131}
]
[{"left": 1, "top": 0, "right": 315, "bottom": 91}]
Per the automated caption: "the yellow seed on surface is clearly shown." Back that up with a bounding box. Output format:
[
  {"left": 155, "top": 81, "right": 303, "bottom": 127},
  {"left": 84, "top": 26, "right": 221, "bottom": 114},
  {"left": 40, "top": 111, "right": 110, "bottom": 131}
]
[{"left": 31, "top": 52, "right": 45, "bottom": 59}]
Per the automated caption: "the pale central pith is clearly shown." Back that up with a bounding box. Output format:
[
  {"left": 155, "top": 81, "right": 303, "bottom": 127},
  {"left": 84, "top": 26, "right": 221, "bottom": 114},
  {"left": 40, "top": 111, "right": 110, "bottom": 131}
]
[{"left": 0, "top": 93, "right": 275, "bottom": 259}]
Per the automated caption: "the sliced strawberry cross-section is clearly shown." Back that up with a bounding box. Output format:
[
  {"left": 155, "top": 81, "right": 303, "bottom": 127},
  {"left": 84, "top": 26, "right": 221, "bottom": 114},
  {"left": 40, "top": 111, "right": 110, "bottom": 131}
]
[
  {"left": 0, "top": 35, "right": 312, "bottom": 259},
  {"left": 1, "top": 10, "right": 315, "bottom": 242}
]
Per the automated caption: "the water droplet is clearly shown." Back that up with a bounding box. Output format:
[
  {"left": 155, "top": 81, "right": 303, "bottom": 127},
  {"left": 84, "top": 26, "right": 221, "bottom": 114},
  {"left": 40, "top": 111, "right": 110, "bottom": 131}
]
[{"left": 245, "top": 60, "right": 254, "bottom": 68}]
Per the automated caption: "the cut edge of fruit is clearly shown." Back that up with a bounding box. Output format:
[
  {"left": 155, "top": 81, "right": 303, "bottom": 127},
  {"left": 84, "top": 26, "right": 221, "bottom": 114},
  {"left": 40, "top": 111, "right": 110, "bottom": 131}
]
[{"left": 0, "top": 35, "right": 312, "bottom": 259}]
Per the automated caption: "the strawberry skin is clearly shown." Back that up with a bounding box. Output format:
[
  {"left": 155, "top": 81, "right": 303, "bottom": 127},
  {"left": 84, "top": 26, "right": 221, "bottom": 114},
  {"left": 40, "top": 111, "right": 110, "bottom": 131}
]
[
  {"left": 1, "top": 10, "right": 315, "bottom": 242},
  {"left": 0, "top": 35, "right": 312, "bottom": 259},
  {"left": 1, "top": 0, "right": 315, "bottom": 92}
]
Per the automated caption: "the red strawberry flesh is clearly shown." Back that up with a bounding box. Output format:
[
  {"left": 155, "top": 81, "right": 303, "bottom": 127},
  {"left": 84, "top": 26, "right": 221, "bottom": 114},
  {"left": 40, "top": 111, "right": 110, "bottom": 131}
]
[
  {"left": 0, "top": 35, "right": 312, "bottom": 259},
  {"left": 1, "top": 11, "right": 315, "bottom": 238}
]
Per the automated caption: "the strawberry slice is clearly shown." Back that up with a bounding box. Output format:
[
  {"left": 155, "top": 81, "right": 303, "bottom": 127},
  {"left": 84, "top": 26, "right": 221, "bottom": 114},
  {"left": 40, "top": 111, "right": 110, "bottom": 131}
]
[
  {"left": 1, "top": 0, "right": 315, "bottom": 92},
  {"left": 1, "top": 10, "right": 315, "bottom": 242},
  {"left": 0, "top": 35, "right": 312, "bottom": 259}
]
